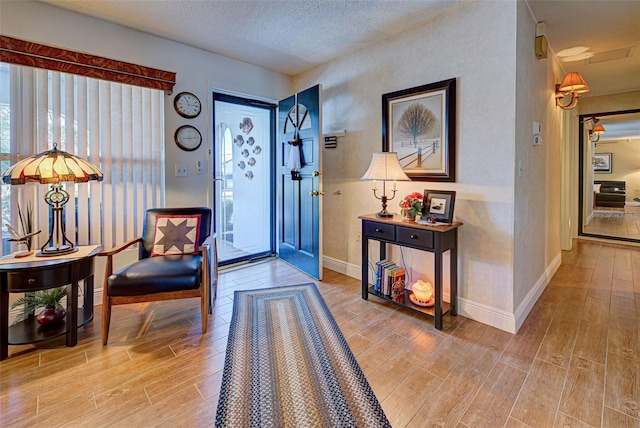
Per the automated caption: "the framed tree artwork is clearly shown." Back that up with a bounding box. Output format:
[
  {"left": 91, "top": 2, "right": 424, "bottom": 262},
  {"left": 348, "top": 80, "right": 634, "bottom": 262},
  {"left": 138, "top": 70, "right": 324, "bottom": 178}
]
[{"left": 382, "top": 78, "right": 456, "bottom": 182}]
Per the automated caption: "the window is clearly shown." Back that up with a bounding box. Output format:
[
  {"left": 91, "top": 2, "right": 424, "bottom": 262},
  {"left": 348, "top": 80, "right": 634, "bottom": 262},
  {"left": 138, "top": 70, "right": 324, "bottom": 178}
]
[{"left": 0, "top": 63, "right": 165, "bottom": 255}]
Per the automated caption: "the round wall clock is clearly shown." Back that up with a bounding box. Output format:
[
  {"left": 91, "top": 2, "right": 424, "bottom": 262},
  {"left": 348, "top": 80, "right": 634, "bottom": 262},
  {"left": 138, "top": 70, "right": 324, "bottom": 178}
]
[
  {"left": 175, "top": 125, "right": 202, "bottom": 151},
  {"left": 173, "top": 92, "right": 201, "bottom": 118}
]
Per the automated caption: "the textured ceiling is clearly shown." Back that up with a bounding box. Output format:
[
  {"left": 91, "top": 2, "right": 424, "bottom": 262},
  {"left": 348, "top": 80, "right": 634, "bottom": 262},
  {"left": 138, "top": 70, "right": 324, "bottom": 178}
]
[
  {"left": 39, "top": 0, "right": 465, "bottom": 76},
  {"left": 528, "top": 0, "right": 640, "bottom": 98},
  {"left": 37, "top": 0, "right": 640, "bottom": 97}
]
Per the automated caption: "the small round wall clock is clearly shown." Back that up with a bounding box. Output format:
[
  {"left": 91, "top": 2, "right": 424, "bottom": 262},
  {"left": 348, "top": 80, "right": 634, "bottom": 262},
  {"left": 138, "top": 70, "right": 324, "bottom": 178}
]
[
  {"left": 173, "top": 92, "right": 201, "bottom": 118},
  {"left": 175, "top": 125, "right": 202, "bottom": 151}
]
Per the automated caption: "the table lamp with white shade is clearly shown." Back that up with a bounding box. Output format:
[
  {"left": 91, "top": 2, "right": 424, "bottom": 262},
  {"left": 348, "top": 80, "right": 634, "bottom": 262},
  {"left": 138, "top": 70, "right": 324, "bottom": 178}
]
[{"left": 361, "top": 152, "right": 410, "bottom": 217}]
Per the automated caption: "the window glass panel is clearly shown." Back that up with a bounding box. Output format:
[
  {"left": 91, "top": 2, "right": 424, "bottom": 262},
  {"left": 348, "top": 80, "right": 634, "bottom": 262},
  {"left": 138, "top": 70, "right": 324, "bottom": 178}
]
[{"left": 0, "top": 62, "right": 165, "bottom": 255}]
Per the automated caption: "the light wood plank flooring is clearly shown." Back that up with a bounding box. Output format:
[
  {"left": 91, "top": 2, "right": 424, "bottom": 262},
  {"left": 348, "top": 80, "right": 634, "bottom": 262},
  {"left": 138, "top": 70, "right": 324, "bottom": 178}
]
[
  {"left": 1, "top": 239, "right": 639, "bottom": 427},
  {"left": 584, "top": 206, "right": 640, "bottom": 240}
]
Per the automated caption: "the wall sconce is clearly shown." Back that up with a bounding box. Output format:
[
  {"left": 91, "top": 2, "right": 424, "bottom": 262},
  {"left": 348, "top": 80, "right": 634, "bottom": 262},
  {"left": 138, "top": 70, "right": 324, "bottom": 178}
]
[
  {"left": 555, "top": 72, "right": 589, "bottom": 110},
  {"left": 589, "top": 124, "right": 606, "bottom": 142},
  {"left": 361, "top": 152, "right": 410, "bottom": 217}
]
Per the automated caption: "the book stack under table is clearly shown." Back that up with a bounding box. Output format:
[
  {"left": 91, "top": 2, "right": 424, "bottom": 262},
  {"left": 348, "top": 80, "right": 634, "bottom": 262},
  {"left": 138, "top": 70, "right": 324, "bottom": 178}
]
[
  {"left": 373, "top": 259, "right": 406, "bottom": 303},
  {"left": 359, "top": 214, "right": 462, "bottom": 330}
]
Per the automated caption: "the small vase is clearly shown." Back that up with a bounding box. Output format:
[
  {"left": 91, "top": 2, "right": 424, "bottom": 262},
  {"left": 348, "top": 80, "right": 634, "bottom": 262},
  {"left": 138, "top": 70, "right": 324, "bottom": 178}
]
[
  {"left": 403, "top": 210, "right": 416, "bottom": 222},
  {"left": 37, "top": 307, "right": 66, "bottom": 325}
]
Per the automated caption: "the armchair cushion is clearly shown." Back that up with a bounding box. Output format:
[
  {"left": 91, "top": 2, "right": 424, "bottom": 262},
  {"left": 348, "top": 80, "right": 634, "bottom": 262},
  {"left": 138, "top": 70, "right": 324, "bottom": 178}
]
[
  {"left": 108, "top": 255, "right": 203, "bottom": 296},
  {"left": 151, "top": 214, "right": 201, "bottom": 256}
]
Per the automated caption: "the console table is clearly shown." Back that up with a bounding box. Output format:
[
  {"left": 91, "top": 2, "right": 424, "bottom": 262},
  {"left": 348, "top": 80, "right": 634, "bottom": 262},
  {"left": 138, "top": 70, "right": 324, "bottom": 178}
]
[
  {"left": 359, "top": 214, "right": 462, "bottom": 330},
  {"left": 0, "top": 246, "right": 101, "bottom": 360}
]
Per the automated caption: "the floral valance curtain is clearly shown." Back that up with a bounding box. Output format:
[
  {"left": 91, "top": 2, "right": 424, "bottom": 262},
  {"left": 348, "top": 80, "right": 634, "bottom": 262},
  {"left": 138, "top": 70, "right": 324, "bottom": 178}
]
[{"left": 0, "top": 35, "right": 176, "bottom": 92}]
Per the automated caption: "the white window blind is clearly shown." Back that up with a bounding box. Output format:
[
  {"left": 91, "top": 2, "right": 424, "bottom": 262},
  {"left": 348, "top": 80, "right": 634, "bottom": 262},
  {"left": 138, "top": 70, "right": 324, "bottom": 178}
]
[{"left": 0, "top": 63, "right": 165, "bottom": 255}]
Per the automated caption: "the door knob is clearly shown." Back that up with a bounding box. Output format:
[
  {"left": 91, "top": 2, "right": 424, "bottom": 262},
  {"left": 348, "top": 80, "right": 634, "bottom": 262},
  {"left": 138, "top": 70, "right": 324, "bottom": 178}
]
[
  {"left": 309, "top": 191, "right": 325, "bottom": 196},
  {"left": 312, "top": 171, "right": 320, "bottom": 176}
]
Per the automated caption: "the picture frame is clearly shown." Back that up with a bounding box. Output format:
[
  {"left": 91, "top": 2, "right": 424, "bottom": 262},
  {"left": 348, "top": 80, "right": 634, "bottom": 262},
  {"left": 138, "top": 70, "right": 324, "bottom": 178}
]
[
  {"left": 423, "top": 190, "right": 456, "bottom": 223},
  {"left": 593, "top": 152, "right": 612, "bottom": 174},
  {"left": 382, "top": 78, "right": 456, "bottom": 182}
]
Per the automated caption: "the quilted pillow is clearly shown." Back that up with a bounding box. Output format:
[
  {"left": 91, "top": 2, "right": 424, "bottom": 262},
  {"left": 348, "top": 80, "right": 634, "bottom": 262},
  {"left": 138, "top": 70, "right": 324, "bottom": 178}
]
[{"left": 151, "top": 214, "right": 201, "bottom": 256}]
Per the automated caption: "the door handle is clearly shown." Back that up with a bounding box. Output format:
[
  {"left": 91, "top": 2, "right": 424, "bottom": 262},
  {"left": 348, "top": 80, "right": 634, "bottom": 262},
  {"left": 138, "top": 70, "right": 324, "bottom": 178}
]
[
  {"left": 312, "top": 171, "right": 320, "bottom": 176},
  {"left": 309, "top": 191, "right": 325, "bottom": 196}
]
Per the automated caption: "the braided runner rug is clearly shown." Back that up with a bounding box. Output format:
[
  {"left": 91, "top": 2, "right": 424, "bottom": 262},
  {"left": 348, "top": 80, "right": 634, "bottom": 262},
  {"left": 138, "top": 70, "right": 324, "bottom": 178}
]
[{"left": 215, "top": 283, "right": 390, "bottom": 427}]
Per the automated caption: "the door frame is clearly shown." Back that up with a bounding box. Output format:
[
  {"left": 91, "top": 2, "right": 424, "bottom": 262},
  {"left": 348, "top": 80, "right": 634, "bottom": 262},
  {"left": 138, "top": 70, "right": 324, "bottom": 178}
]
[{"left": 211, "top": 91, "right": 277, "bottom": 266}]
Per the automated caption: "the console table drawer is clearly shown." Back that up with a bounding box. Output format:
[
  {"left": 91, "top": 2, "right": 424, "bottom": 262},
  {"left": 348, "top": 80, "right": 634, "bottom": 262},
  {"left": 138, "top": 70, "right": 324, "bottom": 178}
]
[
  {"left": 397, "top": 228, "right": 434, "bottom": 249},
  {"left": 364, "top": 221, "right": 396, "bottom": 240}
]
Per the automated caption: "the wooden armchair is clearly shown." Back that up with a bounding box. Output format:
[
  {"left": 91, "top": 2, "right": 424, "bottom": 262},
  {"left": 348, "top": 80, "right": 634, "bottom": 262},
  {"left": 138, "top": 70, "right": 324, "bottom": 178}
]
[{"left": 99, "top": 207, "right": 217, "bottom": 345}]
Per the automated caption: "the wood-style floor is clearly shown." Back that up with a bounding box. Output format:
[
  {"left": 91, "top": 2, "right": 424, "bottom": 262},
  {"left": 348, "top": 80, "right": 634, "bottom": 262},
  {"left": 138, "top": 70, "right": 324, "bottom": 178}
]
[
  {"left": 1, "top": 239, "right": 639, "bottom": 427},
  {"left": 584, "top": 206, "right": 640, "bottom": 240}
]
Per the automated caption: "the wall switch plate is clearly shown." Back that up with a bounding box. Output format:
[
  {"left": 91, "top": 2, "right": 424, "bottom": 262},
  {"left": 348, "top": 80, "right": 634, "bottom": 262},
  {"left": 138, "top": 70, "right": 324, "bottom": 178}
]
[
  {"left": 175, "top": 164, "right": 188, "bottom": 177},
  {"left": 533, "top": 121, "right": 541, "bottom": 135},
  {"left": 195, "top": 160, "right": 203, "bottom": 174}
]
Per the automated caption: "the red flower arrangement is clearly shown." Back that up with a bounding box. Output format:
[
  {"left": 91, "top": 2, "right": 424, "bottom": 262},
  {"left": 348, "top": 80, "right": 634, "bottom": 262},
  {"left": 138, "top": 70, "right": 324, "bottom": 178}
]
[{"left": 399, "top": 191, "right": 423, "bottom": 218}]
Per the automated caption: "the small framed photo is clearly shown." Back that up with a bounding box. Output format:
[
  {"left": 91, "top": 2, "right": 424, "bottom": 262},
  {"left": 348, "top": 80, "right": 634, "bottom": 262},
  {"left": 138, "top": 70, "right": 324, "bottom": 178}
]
[
  {"left": 423, "top": 190, "right": 456, "bottom": 223},
  {"left": 593, "top": 152, "right": 612, "bottom": 174}
]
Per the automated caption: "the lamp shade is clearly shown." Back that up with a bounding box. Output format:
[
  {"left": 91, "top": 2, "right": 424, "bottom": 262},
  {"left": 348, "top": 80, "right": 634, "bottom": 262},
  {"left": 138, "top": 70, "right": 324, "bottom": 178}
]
[
  {"left": 592, "top": 124, "right": 606, "bottom": 135},
  {"left": 558, "top": 72, "right": 589, "bottom": 94},
  {"left": 1, "top": 145, "right": 103, "bottom": 185},
  {"left": 1, "top": 144, "right": 103, "bottom": 257},
  {"left": 361, "top": 152, "right": 410, "bottom": 181}
]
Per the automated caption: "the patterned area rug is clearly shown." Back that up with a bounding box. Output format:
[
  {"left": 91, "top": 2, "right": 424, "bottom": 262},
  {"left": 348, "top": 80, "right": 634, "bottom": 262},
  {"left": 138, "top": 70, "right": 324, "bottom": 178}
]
[{"left": 215, "top": 283, "right": 390, "bottom": 427}]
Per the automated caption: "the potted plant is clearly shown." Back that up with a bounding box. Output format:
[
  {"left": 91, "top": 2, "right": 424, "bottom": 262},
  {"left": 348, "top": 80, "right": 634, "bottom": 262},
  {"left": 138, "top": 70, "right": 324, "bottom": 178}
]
[
  {"left": 399, "top": 191, "right": 424, "bottom": 221},
  {"left": 7, "top": 201, "right": 40, "bottom": 257},
  {"left": 11, "top": 287, "right": 67, "bottom": 325}
]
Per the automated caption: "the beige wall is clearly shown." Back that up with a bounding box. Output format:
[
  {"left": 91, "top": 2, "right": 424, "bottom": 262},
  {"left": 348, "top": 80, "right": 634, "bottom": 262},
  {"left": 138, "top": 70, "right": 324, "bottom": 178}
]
[
  {"left": 512, "top": 1, "right": 564, "bottom": 324},
  {"left": 594, "top": 139, "right": 640, "bottom": 201},
  {"left": 294, "top": 1, "right": 532, "bottom": 331},
  {"left": 580, "top": 91, "right": 640, "bottom": 116}
]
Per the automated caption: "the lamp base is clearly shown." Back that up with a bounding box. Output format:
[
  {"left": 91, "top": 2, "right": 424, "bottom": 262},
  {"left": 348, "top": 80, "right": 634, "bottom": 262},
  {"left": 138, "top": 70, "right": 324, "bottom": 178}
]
[
  {"left": 37, "top": 245, "right": 78, "bottom": 257},
  {"left": 376, "top": 210, "right": 394, "bottom": 218}
]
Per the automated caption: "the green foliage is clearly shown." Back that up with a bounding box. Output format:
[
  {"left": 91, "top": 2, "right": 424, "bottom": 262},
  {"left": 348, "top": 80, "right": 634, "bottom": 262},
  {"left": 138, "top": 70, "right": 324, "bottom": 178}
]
[
  {"left": 17, "top": 201, "right": 34, "bottom": 250},
  {"left": 10, "top": 287, "right": 66, "bottom": 323}
]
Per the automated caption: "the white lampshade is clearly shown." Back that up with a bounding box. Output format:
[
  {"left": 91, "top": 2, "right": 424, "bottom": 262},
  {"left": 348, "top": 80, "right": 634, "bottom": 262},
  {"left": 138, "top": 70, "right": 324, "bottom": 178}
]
[{"left": 361, "top": 152, "right": 410, "bottom": 181}]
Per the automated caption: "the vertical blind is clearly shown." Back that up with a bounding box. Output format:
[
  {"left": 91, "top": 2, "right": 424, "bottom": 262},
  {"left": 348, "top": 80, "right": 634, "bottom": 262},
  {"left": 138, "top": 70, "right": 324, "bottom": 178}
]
[{"left": 0, "top": 63, "right": 165, "bottom": 254}]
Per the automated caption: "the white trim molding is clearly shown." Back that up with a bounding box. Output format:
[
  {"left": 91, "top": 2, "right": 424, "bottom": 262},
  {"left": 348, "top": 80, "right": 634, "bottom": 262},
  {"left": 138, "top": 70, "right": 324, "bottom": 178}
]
[{"left": 513, "top": 252, "right": 562, "bottom": 332}]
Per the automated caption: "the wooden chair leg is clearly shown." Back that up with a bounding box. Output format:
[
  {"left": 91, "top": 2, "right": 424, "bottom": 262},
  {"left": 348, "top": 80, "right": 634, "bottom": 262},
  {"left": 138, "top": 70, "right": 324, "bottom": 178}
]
[
  {"left": 102, "top": 294, "right": 111, "bottom": 345},
  {"left": 201, "top": 271, "right": 209, "bottom": 334}
]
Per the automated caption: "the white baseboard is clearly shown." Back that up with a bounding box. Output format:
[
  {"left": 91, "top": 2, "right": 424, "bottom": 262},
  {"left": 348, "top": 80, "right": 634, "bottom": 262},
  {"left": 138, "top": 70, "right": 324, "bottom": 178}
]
[
  {"left": 513, "top": 252, "right": 561, "bottom": 332},
  {"left": 457, "top": 297, "right": 516, "bottom": 333},
  {"left": 323, "top": 255, "right": 361, "bottom": 279},
  {"left": 326, "top": 251, "right": 561, "bottom": 334}
]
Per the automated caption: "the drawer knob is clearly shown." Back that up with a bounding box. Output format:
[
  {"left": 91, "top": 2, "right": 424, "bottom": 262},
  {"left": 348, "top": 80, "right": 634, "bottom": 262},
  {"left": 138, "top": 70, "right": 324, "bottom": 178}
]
[
  {"left": 375, "top": 228, "right": 383, "bottom": 233},
  {"left": 410, "top": 234, "right": 418, "bottom": 239},
  {"left": 28, "top": 278, "right": 37, "bottom": 284}
]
